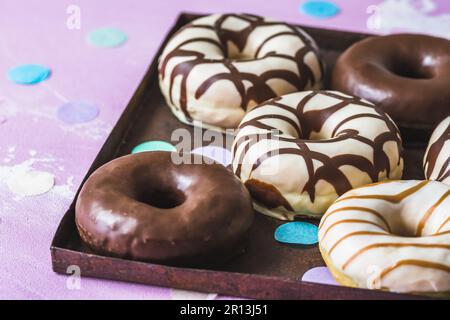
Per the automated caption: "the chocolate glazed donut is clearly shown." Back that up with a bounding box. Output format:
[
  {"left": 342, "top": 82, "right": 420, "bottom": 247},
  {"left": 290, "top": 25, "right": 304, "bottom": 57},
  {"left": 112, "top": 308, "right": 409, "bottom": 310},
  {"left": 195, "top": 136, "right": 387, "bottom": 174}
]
[
  {"left": 75, "top": 152, "right": 254, "bottom": 266},
  {"left": 332, "top": 34, "right": 450, "bottom": 137}
]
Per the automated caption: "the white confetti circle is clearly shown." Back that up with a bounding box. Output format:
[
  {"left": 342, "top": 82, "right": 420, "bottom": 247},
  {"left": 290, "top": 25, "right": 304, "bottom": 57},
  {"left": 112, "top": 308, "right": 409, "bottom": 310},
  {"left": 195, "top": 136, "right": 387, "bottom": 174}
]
[
  {"left": 170, "top": 288, "right": 217, "bottom": 300},
  {"left": 7, "top": 169, "right": 54, "bottom": 196}
]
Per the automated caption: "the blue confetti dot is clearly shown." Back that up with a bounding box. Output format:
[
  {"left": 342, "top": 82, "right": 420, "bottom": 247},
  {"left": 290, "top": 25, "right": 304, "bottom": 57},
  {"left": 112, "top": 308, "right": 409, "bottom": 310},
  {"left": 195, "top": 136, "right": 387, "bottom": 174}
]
[
  {"left": 87, "top": 28, "right": 128, "bottom": 48},
  {"left": 57, "top": 102, "right": 99, "bottom": 124},
  {"left": 300, "top": 1, "right": 340, "bottom": 19},
  {"left": 7, "top": 64, "right": 51, "bottom": 85},
  {"left": 274, "top": 221, "right": 318, "bottom": 245},
  {"left": 131, "top": 141, "right": 176, "bottom": 154}
]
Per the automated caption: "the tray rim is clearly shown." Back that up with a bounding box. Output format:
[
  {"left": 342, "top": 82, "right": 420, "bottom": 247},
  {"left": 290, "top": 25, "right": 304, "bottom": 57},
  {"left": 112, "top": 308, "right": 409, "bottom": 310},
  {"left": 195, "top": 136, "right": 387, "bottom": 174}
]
[{"left": 50, "top": 11, "right": 435, "bottom": 300}]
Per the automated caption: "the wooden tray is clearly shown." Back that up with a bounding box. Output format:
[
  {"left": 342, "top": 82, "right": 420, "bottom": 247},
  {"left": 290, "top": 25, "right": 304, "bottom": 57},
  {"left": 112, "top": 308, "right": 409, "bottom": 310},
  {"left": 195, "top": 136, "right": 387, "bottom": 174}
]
[{"left": 50, "top": 12, "right": 431, "bottom": 300}]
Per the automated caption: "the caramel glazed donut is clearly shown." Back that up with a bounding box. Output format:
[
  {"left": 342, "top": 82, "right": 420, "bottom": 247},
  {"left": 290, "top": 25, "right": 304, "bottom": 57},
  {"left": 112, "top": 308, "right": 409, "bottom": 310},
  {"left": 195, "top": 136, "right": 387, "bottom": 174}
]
[
  {"left": 332, "top": 34, "right": 450, "bottom": 132},
  {"left": 158, "top": 13, "right": 323, "bottom": 132},
  {"left": 424, "top": 117, "right": 450, "bottom": 185},
  {"left": 232, "top": 90, "right": 404, "bottom": 220},
  {"left": 75, "top": 152, "right": 254, "bottom": 266},
  {"left": 319, "top": 180, "right": 450, "bottom": 296}
]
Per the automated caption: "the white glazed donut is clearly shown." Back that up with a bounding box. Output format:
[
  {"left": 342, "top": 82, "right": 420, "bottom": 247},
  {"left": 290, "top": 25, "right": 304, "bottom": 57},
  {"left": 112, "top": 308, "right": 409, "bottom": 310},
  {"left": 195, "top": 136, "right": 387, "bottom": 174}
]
[
  {"left": 231, "top": 90, "right": 404, "bottom": 220},
  {"left": 424, "top": 116, "right": 449, "bottom": 185},
  {"left": 158, "top": 14, "right": 323, "bottom": 131},
  {"left": 318, "top": 180, "right": 450, "bottom": 296}
]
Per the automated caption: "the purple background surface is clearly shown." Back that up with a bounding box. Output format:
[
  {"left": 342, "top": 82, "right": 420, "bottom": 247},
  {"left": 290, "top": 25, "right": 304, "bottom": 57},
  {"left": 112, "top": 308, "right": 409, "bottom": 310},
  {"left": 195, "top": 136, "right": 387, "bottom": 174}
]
[{"left": 1, "top": 0, "right": 449, "bottom": 299}]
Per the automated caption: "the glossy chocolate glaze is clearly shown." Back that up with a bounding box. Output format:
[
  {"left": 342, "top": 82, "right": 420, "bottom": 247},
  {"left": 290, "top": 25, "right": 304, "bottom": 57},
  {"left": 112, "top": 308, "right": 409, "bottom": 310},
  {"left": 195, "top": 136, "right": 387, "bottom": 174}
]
[
  {"left": 331, "top": 34, "right": 450, "bottom": 131},
  {"left": 75, "top": 151, "right": 254, "bottom": 266}
]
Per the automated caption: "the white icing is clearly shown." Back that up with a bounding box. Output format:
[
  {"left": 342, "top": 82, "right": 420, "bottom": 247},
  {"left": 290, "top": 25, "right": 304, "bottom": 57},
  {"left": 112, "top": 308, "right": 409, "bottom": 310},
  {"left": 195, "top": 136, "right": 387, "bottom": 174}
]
[
  {"left": 159, "top": 14, "right": 323, "bottom": 131},
  {"left": 319, "top": 180, "right": 450, "bottom": 294},
  {"left": 232, "top": 91, "right": 404, "bottom": 218}
]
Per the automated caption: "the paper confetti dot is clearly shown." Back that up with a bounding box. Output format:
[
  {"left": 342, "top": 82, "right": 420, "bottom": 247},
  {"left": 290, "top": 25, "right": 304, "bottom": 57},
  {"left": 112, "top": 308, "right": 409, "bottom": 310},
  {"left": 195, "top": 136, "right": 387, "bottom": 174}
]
[
  {"left": 274, "top": 221, "right": 318, "bottom": 245},
  {"left": 300, "top": 1, "right": 340, "bottom": 19},
  {"left": 87, "top": 28, "right": 128, "bottom": 48},
  {"left": 7, "top": 169, "right": 54, "bottom": 196},
  {"left": 301, "top": 266, "right": 339, "bottom": 286},
  {"left": 170, "top": 289, "right": 218, "bottom": 300},
  {"left": 57, "top": 102, "right": 99, "bottom": 124},
  {"left": 191, "top": 146, "right": 232, "bottom": 166},
  {"left": 131, "top": 140, "right": 176, "bottom": 154},
  {"left": 7, "top": 64, "right": 51, "bottom": 85}
]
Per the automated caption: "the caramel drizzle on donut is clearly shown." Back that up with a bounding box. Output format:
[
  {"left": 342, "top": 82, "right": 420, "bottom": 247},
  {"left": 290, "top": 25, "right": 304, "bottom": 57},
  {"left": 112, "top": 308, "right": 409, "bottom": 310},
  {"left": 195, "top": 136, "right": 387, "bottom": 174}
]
[
  {"left": 319, "top": 206, "right": 391, "bottom": 232},
  {"left": 415, "top": 189, "right": 450, "bottom": 236},
  {"left": 327, "top": 228, "right": 450, "bottom": 258},
  {"left": 159, "top": 14, "right": 322, "bottom": 121},
  {"left": 319, "top": 181, "right": 450, "bottom": 288},
  {"left": 327, "top": 231, "right": 391, "bottom": 255},
  {"left": 321, "top": 219, "right": 388, "bottom": 242},
  {"left": 342, "top": 243, "right": 450, "bottom": 271},
  {"left": 436, "top": 217, "right": 450, "bottom": 234},
  {"left": 376, "top": 260, "right": 450, "bottom": 285},
  {"left": 335, "top": 180, "right": 428, "bottom": 204},
  {"left": 424, "top": 121, "right": 450, "bottom": 182},
  {"left": 233, "top": 91, "right": 403, "bottom": 205}
]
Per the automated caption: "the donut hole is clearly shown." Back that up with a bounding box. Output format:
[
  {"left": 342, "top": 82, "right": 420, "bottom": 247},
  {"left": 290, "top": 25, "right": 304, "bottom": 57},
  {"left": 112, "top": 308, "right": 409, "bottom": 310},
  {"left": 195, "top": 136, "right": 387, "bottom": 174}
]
[
  {"left": 387, "top": 58, "right": 434, "bottom": 79},
  {"left": 226, "top": 52, "right": 254, "bottom": 61},
  {"left": 390, "top": 224, "right": 417, "bottom": 238},
  {"left": 137, "top": 187, "right": 186, "bottom": 209}
]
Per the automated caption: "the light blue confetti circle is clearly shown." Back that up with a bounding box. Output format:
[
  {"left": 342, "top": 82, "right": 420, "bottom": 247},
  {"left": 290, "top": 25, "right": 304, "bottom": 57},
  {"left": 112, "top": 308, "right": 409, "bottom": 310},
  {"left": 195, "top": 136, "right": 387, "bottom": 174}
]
[
  {"left": 274, "top": 221, "right": 318, "bottom": 245},
  {"left": 7, "top": 64, "right": 51, "bottom": 85},
  {"left": 87, "top": 28, "right": 128, "bottom": 48},
  {"left": 131, "top": 141, "right": 176, "bottom": 154},
  {"left": 300, "top": 1, "right": 340, "bottom": 19}
]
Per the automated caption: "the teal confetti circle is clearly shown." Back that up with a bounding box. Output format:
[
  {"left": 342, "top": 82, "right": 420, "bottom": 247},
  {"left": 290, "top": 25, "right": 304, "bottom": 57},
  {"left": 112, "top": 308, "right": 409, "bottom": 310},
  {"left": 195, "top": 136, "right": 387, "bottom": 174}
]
[
  {"left": 131, "top": 141, "right": 176, "bottom": 154},
  {"left": 87, "top": 28, "right": 128, "bottom": 48},
  {"left": 7, "top": 64, "right": 51, "bottom": 85},
  {"left": 300, "top": 1, "right": 340, "bottom": 19},
  {"left": 274, "top": 221, "right": 318, "bottom": 245}
]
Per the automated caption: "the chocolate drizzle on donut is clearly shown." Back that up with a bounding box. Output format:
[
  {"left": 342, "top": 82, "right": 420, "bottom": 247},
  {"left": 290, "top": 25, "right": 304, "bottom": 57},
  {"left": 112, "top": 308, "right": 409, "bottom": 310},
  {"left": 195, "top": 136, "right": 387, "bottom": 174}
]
[
  {"left": 232, "top": 91, "right": 403, "bottom": 210},
  {"left": 245, "top": 179, "right": 293, "bottom": 211},
  {"left": 159, "top": 14, "right": 322, "bottom": 121},
  {"left": 424, "top": 118, "right": 450, "bottom": 183}
]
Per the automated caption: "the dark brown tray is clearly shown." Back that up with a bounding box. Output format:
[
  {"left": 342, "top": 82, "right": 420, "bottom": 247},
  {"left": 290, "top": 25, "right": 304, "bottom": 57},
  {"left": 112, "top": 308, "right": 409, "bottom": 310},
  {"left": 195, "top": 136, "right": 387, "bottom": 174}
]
[{"left": 50, "top": 12, "right": 431, "bottom": 300}]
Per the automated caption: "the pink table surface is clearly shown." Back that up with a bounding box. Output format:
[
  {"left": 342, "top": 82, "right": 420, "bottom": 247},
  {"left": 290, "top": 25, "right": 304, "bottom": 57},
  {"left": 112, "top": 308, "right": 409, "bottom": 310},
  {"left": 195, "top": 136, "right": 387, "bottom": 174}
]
[{"left": 1, "top": 0, "right": 449, "bottom": 299}]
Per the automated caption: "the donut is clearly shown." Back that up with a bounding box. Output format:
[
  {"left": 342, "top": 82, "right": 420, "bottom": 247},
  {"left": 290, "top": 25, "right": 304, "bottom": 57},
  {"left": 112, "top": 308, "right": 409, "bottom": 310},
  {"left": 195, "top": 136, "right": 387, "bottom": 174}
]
[
  {"left": 424, "top": 116, "right": 450, "bottom": 185},
  {"left": 75, "top": 151, "right": 254, "bottom": 266},
  {"left": 331, "top": 34, "right": 450, "bottom": 132},
  {"left": 231, "top": 90, "right": 404, "bottom": 220},
  {"left": 158, "top": 13, "right": 323, "bottom": 131},
  {"left": 318, "top": 180, "right": 450, "bottom": 296}
]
